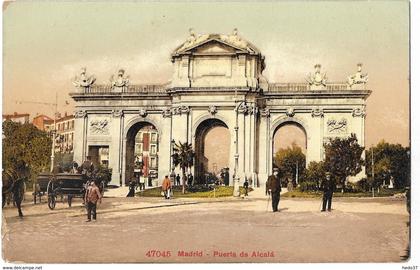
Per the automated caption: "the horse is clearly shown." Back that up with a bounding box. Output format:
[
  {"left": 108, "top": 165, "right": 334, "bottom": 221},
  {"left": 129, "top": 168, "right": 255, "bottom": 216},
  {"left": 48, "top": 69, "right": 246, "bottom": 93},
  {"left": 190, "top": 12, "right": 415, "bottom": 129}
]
[{"left": 2, "top": 169, "right": 25, "bottom": 217}]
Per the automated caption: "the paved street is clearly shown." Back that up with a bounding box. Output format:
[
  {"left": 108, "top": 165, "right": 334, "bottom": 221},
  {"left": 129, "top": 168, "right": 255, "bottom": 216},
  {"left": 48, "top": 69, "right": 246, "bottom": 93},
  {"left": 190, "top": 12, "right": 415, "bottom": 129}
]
[{"left": 2, "top": 190, "right": 409, "bottom": 263}]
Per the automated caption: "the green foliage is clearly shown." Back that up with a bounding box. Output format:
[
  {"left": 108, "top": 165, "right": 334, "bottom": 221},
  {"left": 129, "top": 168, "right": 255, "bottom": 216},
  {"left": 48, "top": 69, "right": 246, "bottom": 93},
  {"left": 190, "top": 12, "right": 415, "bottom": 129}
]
[
  {"left": 95, "top": 165, "right": 112, "bottom": 185},
  {"left": 273, "top": 143, "right": 305, "bottom": 183},
  {"left": 323, "top": 133, "right": 364, "bottom": 187},
  {"left": 365, "top": 140, "right": 410, "bottom": 189},
  {"left": 301, "top": 161, "right": 325, "bottom": 191},
  {"left": 138, "top": 185, "right": 252, "bottom": 198},
  {"left": 2, "top": 120, "right": 51, "bottom": 186}
]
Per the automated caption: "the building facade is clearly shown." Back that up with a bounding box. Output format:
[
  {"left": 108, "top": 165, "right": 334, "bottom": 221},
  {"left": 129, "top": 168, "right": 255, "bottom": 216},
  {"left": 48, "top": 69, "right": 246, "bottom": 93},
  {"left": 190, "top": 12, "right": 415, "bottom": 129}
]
[
  {"left": 3, "top": 112, "right": 30, "bottom": 124},
  {"left": 70, "top": 31, "right": 371, "bottom": 187},
  {"left": 32, "top": 114, "right": 53, "bottom": 131}
]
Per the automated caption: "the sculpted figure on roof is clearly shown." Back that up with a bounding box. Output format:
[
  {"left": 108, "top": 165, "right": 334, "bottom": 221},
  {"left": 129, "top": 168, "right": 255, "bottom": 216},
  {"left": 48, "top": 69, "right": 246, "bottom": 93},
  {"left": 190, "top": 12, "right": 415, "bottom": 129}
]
[
  {"left": 111, "top": 69, "right": 130, "bottom": 88},
  {"left": 306, "top": 64, "right": 327, "bottom": 87},
  {"left": 72, "top": 67, "right": 96, "bottom": 88},
  {"left": 220, "top": 28, "right": 248, "bottom": 50},
  {"left": 176, "top": 28, "right": 209, "bottom": 52},
  {"left": 347, "top": 63, "right": 368, "bottom": 87}
]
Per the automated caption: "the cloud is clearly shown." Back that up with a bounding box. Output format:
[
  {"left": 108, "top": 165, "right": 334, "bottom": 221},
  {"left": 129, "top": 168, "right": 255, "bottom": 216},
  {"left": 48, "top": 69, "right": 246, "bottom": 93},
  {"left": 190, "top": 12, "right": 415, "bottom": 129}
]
[{"left": 52, "top": 41, "right": 179, "bottom": 85}]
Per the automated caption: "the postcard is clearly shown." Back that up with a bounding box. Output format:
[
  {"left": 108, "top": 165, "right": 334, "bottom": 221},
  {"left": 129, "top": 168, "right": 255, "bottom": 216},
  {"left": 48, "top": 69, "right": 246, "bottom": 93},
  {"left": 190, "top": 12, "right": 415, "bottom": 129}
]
[{"left": 1, "top": 1, "right": 413, "bottom": 268}]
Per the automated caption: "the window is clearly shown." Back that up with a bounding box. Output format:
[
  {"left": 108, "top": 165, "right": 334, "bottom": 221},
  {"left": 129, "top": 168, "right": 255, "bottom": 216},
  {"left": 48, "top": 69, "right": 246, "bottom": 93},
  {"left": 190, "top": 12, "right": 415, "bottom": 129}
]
[{"left": 150, "top": 144, "right": 157, "bottom": 155}]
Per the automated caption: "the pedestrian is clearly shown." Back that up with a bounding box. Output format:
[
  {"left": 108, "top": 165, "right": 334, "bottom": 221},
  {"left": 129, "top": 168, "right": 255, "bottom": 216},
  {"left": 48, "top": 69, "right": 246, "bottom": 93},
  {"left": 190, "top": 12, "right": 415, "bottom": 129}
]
[
  {"left": 321, "top": 172, "right": 335, "bottom": 212},
  {"left": 148, "top": 175, "right": 153, "bottom": 187},
  {"left": 85, "top": 180, "right": 102, "bottom": 222},
  {"left": 133, "top": 155, "right": 142, "bottom": 189},
  {"left": 162, "top": 175, "right": 172, "bottom": 199},
  {"left": 126, "top": 180, "right": 136, "bottom": 197},
  {"left": 176, "top": 174, "right": 181, "bottom": 186},
  {"left": 71, "top": 161, "right": 79, "bottom": 174},
  {"left": 188, "top": 174, "right": 193, "bottom": 187},
  {"left": 243, "top": 178, "right": 249, "bottom": 196},
  {"left": 139, "top": 175, "right": 146, "bottom": 190},
  {"left": 287, "top": 177, "right": 293, "bottom": 192},
  {"left": 11, "top": 178, "right": 25, "bottom": 218},
  {"left": 81, "top": 156, "right": 95, "bottom": 181},
  {"left": 267, "top": 168, "right": 281, "bottom": 212}
]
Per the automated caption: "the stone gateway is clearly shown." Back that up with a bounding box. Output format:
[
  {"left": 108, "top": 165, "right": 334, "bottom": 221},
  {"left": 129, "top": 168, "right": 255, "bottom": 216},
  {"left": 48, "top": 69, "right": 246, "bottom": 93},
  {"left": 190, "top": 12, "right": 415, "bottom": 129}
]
[{"left": 70, "top": 30, "right": 371, "bottom": 187}]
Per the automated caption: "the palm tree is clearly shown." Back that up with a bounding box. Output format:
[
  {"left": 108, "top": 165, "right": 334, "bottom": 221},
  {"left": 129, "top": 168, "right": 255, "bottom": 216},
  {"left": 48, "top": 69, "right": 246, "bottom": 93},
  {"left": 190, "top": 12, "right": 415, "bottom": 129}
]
[{"left": 172, "top": 141, "right": 195, "bottom": 194}]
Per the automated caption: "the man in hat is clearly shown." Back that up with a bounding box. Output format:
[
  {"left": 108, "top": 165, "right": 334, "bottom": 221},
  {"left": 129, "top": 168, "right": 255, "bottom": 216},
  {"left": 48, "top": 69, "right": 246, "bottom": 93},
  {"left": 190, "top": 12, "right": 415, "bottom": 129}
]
[
  {"left": 321, "top": 172, "right": 335, "bottom": 212},
  {"left": 267, "top": 168, "right": 282, "bottom": 212}
]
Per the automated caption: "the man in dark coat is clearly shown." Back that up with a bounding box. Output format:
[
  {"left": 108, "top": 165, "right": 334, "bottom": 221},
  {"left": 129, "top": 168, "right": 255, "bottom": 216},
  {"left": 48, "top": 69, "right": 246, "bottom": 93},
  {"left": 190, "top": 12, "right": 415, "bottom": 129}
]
[
  {"left": 243, "top": 178, "right": 249, "bottom": 196},
  {"left": 321, "top": 172, "right": 335, "bottom": 212},
  {"left": 11, "top": 178, "right": 25, "bottom": 217},
  {"left": 267, "top": 169, "right": 281, "bottom": 212}
]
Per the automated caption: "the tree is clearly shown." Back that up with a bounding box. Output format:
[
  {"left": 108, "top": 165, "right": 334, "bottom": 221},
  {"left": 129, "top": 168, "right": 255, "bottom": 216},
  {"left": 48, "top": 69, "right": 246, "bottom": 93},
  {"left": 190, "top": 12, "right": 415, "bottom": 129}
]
[
  {"left": 323, "top": 133, "right": 364, "bottom": 191},
  {"left": 302, "top": 161, "right": 326, "bottom": 190},
  {"left": 172, "top": 141, "right": 195, "bottom": 194},
  {"left": 273, "top": 143, "right": 305, "bottom": 185},
  {"left": 2, "top": 120, "right": 51, "bottom": 186},
  {"left": 365, "top": 141, "right": 410, "bottom": 189}
]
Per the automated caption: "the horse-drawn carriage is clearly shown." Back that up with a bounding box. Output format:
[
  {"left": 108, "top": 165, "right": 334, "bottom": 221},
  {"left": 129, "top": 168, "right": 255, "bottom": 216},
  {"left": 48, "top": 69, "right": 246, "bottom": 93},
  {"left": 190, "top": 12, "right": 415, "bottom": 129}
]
[{"left": 35, "top": 172, "right": 105, "bottom": 210}]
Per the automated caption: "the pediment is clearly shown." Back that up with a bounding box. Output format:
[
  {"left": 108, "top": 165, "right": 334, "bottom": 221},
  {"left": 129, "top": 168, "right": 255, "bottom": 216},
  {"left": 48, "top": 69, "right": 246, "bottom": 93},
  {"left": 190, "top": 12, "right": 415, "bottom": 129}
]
[
  {"left": 174, "top": 37, "right": 249, "bottom": 55},
  {"left": 194, "top": 41, "right": 239, "bottom": 54}
]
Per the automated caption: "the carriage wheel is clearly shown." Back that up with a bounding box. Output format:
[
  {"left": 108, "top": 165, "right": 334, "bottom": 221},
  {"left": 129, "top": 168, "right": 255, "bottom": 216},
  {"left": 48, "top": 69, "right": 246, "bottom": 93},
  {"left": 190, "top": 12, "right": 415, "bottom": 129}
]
[
  {"left": 47, "top": 180, "right": 56, "bottom": 210},
  {"left": 48, "top": 195, "right": 56, "bottom": 210}
]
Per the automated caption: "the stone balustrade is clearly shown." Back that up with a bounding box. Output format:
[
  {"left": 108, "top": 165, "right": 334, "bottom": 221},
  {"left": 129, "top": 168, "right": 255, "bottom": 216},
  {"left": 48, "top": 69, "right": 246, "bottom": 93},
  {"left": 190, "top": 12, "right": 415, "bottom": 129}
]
[{"left": 267, "top": 82, "right": 351, "bottom": 92}]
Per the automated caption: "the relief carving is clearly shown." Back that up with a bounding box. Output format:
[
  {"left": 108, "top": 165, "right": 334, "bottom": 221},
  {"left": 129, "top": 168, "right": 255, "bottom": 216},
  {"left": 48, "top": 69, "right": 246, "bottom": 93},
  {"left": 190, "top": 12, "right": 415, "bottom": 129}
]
[
  {"left": 311, "top": 108, "right": 324, "bottom": 117},
  {"left": 208, "top": 105, "right": 217, "bottom": 115},
  {"left": 74, "top": 110, "right": 87, "bottom": 118},
  {"left": 352, "top": 108, "right": 366, "bottom": 117},
  {"left": 89, "top": 119, "right": 109, "bottom": 135},
  {"left": 327, "top": 118, "right": 347, "bottom": 133}
]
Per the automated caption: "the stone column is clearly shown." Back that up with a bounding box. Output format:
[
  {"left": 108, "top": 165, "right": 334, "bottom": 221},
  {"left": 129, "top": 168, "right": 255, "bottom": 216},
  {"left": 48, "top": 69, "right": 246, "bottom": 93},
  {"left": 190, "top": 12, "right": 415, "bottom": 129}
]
[
  {"left": 110, "top": 109, "right": 123, "bottom": 186},
  {"left": 73, "top": 110, "right": 87, "bottom": 165},
  {"left": 258, "top": 108, "right": 270, "bottom": 187}
]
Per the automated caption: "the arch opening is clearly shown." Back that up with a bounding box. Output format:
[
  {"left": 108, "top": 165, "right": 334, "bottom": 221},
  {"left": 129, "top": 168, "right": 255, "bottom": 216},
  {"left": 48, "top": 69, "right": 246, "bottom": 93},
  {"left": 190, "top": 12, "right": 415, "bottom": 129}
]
[
  {"left": 125, "top": 122, "right": 159, "bottom": 186},
  {"left": 194, "top": 119, "right": 230, "bottom": 185},
  {"left": 272, "top": 121, "right": 307, "bottom": 187}
]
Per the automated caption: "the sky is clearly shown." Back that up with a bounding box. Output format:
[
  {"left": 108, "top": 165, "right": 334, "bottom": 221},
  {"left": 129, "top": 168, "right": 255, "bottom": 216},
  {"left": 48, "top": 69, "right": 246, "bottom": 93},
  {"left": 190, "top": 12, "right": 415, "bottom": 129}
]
[{"left": 3, "top": 1, "right": 409, "bottom": 148}]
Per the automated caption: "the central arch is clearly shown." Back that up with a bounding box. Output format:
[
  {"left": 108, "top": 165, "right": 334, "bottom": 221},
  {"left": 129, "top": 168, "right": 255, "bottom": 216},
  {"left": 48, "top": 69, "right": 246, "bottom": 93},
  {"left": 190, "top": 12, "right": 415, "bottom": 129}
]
[
  {"left": 194, "top": 118, "right": 230, "bottom": 185},
  {"left": 125, "top": 121, "right": 159, "bottom": 186}
]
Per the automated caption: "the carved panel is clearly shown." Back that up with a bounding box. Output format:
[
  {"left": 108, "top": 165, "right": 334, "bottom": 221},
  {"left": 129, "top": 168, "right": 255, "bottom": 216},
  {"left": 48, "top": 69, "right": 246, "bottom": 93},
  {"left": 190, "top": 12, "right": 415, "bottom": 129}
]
[
  {"left": 327, "top": 118, "right": 347, "bottom": 133},
  {"left": 89, "top": 118, "right": 110, "bottom": 135}
]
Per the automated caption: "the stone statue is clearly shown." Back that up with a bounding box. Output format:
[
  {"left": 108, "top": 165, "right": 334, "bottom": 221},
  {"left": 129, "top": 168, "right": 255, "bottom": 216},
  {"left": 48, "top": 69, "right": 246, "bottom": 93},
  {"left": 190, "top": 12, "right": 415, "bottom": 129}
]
[
  {"left": 111, "top": 69, "right": 129, "bottom": 90},
  {"left": 306, "top": 64, "right": 327, "bottom": 87},
  {"left": 220, "top": 28, "right": 248, "bottom": 49},
  {"left": 347, "top": 63, "right": 368, "bottom": 87},
  {"left": 72, "top": 67, "right": 96, "bottom": 89},
  {"left": 176, "top": 28, "right": 209, "bottom": 52}
]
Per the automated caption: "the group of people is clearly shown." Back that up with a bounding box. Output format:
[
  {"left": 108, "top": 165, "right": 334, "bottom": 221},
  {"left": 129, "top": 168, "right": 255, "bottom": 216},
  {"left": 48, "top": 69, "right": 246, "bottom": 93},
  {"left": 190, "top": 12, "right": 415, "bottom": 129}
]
[{"left": 265, "top": 168, "right": 335, "bottom": 212}]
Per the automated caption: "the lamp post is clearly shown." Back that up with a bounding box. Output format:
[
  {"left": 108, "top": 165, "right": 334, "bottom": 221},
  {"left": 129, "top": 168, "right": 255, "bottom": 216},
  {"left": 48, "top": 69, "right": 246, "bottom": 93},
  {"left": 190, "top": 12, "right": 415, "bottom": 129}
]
[
  {"left": 170, "top": 139, "right": 176, "bottom": 184},
  {"left": 371, "top": 145, "right": 375, "bottom": 197},
  {"left": 232, "top": 99, "right": 244, "bottom": 197}
]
